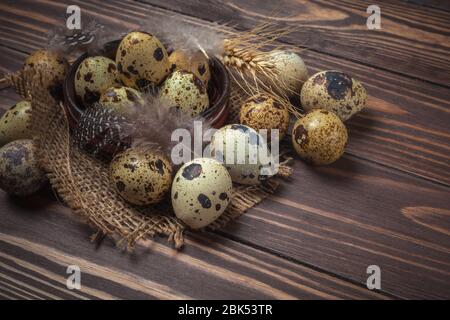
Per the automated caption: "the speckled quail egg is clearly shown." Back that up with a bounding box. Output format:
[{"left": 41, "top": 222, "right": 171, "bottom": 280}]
[
  {"left": 23, "top": 49, "right": 69, "bottom": 101},
  {"left": 239, "top": 94, "right": 290, "bottom": 140},
  {"left": 292, "top": 109, "right": 348, "bottom": 165},
  {"left": 75, "top": 56, "right": 120, "bottom": 106},
  {"left": 0, "top": 139, "right": 47, "bottom": 196},
  {"left": 301, "top": 70, "right": 367, "bottom": 121},
  {"left": 110, "top": 147, "right": 173, "bottom": 206},
  {"left": 210, "top": 124, "right": 273, "bottom": 185},
  {"left": 171, "top": 158, "right": 232, "bottom": 229},
  {"left": 160, "top": 70, "right": 209, "bottom": 117},
  {"left": 0, "top": 101, "right": 32, "bottom": 147},
  {"left": 116, "top": 31, "right": 170, "bottom": 89},
  {"left": 268, "top": 50, "right": 308, "bottom": 95},
  {"left": 169, "top": 50, "right": 211, "bottom": 86},
  {"left": 99, "top": 86, "right": 145, "bottom": 115}
]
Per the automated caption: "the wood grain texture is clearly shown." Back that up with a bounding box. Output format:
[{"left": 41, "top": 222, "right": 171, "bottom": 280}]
[
  {"left": 141, "top": 0, "right": 450, "bottom": 86},
  {"left": 219, "top": 155, "right": 450, "bottom": 299},
  {"left": 0, "top": 0, "right": 449, "bottom": 184},
  {"left": 0, "top": 46, "right": 26, "bottom": 76},
  {"left": 407, "top": 0, "right": 450, "bottom": 11},
  {"left": 0, "top": 85, "right": 448, "bottom": 299},
  {"left": 0, "top": 189, "right": 387, "bottom": 300},
  {"left": 0, "top": 0, "right": 449, "bottom": 300},
  {"left": 306, "top": 54, "right": 450, "bottom": 186},
  {"left": 0, "top": 87, "right": 21, "bottom": 111}
]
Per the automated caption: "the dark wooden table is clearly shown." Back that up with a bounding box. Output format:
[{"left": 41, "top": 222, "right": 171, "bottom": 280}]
[{"left": 0, "top": 0, "right": 449, "bottom": 300}]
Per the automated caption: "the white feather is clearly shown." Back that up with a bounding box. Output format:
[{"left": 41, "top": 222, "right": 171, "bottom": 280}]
[{"left": 139, "top": 15, "right": 228, "bottom": 57}]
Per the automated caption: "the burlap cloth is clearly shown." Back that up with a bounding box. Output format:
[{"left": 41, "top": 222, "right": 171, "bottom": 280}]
[{"left": 7, "top": 70, "right": 293, "bottom": 250}]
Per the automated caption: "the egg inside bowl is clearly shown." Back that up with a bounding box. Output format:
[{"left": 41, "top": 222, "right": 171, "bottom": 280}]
[{"left": 63, "top": 39, "right": 230, "bottom": 133}]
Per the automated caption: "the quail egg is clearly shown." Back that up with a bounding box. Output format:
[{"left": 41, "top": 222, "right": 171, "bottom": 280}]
[
  {"left": 171, "top": 158, "right": 232, "bottom": 229},
  {"left": 0, "top": 139, "right": 47, "bottom": 196},
  {"left": 160, "top": 70, "right": 209, "bottom": 117},
  {"left": 210, "top": 124, "right": 273, "bottom": 185},
  {"left": 0, "top": 100, "right": 33, "bottom": 147},
  {"left": 268, "top": 50, "right": 308, "bottom": 95},
  {"left": 110, "top": 147, "right": 173, "bottom": 206},
  {"left": 292, "top": 109, "right": 348, "bottom": 165},
  {"left": 116, "top": 31, "right": 170, "bottom": 89},
  {"left": 301, "top": 70, "right": 367, "bottom": 121},
  {"left": 239, "top": 94, "right": 290, "bottom": 140},
  {"left": 169, "top": 50, "right": 211, "bottom": 86},
  {"left": 23, "top": 49, "right": 69, "bottom": 101},
  {"left": 75, "top": 56, "right": 120, "bottom": 107},
  {"left": 99, "top": 86, "right": 145, "bottom": 115}
]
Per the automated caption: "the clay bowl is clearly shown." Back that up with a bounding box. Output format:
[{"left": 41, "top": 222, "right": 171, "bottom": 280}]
[{"left": 63, "top": 40, "right": 230, "bottom": 132}]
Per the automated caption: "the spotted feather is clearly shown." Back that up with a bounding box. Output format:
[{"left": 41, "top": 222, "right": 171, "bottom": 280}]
[{"left": 73, "top": 103, "right": 134, "bottom": 156}]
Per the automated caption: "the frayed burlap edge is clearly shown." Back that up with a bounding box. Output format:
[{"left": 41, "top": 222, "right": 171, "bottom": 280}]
[
  {"left": 9, "top": 69, "right": 293, "bottom": 251},
  {"left": 5, "top": 71, "right": 30, "bottom": 99}
]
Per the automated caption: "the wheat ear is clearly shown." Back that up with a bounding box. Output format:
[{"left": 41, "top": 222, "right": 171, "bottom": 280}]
[{"left": 219, "top": 21, "right": 306, "bottom": 118}]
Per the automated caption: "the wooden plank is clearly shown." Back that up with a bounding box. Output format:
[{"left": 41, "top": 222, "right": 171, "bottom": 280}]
[
  {"left": 0, "top": 87, "right": 21, "bottom": 112},
  {"left": 0, "top": 0, "right": 449, "bottom": 299},
  {"left": 0, "top": 46, "right": 25, "bottom": 76},
  {"left": 0, "top": 0, "right": 449, "bottom": 185},
  {"left": 407, "top": 0, "right": 450, "bottom": 11},
  {"left": 308, "top": 54, "right": 450, "bottom": 186},
  {"left": 0, "top": 189, "right": 387, "bottom": 300},
  {"left": 220, "top": 155, "right": 450, "bottom": 299},
  {"left": 0, "top": 55, "right": 391, "bottom": 299},
  {"left": 140, "top": 0, "right": 450, "bottom": 86},
  {"left": 0, "top": 71, "right": 448, "bottom": 299}
]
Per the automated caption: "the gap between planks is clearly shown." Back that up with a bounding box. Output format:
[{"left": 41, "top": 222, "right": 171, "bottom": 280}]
[
  {"left": 0, "top": 81, "right": 391, "bottom": 299},
  {"left": 0, "top": 1, "right": 448, "bottom": 189},
  {"left": 1, "top": 40, "right": 448, "bottom": 190},
  {"left": 0, "top": 2, "right": 447, "bottom": 298},
  {"left": 0, "top": 30, "right": 446, "bottom": 297},
  {"left": 131, "top": 0, "right": 450, "bottom": 188},
  {"left": 135, "top": 0, "right": 450, "bottom": 90},
  {"left": 406, "top": 0, "right": 450, "bottom": 13},
  {"left": 213, "top": 230, "right": 401, "bottom": 299}
]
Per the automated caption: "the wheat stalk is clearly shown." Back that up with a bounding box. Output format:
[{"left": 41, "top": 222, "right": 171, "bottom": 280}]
[{"left": 218, "top": 21, "right": 306, "bottom": 119}]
